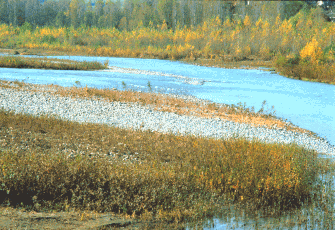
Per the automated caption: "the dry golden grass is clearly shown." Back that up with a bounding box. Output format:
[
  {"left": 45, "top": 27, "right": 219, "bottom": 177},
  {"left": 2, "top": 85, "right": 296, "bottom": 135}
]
[
  {"left": 0, "top": 56, "right": 106, "bottom": 71},
  {"left": 0, "top": 107, "right": 320, "bottom": 215},
  {"left": 0, "top": 81, "right": 334, "bottom": 228}
]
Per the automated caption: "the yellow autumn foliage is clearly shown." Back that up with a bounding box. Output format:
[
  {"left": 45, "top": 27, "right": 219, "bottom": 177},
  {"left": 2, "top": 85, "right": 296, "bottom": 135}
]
[{"left": 300, "top": 38, "right": 323, "bottom": 63}]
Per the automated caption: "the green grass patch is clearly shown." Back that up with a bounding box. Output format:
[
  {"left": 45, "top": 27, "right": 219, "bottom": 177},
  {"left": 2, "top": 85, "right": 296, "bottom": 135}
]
[{"left": 0, "top": 56, "right": 106, "bottom": 70}]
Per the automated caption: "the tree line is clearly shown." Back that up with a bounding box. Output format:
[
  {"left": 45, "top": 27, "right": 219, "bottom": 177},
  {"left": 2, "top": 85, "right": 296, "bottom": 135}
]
[{"left": 0, "top": 0, "right": 331, "bottom": 30}]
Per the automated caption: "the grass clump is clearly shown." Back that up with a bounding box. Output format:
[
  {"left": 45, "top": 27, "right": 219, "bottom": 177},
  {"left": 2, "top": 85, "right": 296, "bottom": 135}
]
[
  {"left": 0, "top": 56, "right": 106, "bottom": 70},
  {"left": 0, "top": 108, "right": 323, "bottom": 224}
]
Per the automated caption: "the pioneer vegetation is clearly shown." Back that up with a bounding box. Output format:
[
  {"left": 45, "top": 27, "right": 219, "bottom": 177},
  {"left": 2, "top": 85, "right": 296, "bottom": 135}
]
[
  {"left": 0, "top": 55, "right": 106, "bottom": 70},
  {"left": 0, "top": 0, "right": 335, "bottom": 229}
]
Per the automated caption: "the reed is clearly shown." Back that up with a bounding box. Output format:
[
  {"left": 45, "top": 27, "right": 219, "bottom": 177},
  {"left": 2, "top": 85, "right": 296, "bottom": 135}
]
[{"left": 0, "top": 56, "right": 106, "bottom": 70}]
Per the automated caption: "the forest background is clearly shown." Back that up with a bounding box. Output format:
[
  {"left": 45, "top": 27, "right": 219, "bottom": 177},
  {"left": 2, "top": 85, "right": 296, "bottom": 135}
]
[{"left": 0, "top": 0, "right": 335, "bottom": 84}]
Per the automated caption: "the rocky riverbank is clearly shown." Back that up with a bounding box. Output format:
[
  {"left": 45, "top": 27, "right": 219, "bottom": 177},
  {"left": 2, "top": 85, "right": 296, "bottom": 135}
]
[{"left": 0, "top": 82, "right": 334, "bottom": 155}]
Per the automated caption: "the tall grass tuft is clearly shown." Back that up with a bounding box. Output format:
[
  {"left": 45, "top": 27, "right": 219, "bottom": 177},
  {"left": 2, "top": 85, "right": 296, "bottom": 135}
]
[
  {"left": 0, "top": 108, "right": 322, "bottom": 222},
  {"left": 0, "top": 56, "right": 106, "bottom": 70}
]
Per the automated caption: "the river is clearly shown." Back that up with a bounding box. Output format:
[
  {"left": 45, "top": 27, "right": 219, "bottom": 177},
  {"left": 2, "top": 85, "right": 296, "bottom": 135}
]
[
  {"left": 1, "top": 54, "right": 335, "bottom": 229},
  {"left": 0, "top": 54, "right": 334, "bottom": 147}
]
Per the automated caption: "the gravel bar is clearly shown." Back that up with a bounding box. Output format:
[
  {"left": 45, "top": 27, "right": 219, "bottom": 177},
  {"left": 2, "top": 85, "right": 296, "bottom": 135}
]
[{"left": 0, "top": 86, "right": 334, "bottom": 155}]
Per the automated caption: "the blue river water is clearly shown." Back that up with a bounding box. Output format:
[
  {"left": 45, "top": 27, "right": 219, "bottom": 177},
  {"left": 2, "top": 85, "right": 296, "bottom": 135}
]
[
  {"left": 0, "top": 54, "right": 334, "bottom": 147},
  {"left": 0, "top": 54, "right": 334, "bottom": 229}
]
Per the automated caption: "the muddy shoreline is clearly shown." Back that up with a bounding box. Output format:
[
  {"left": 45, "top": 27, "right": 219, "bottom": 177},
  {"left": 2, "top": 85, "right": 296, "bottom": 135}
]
[{"left": 0, "top": 206, "right": 182, "bottom": 229}]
